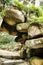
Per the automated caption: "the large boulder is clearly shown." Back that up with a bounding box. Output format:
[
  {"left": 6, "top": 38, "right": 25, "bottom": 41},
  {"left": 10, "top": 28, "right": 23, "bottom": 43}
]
[
  {"left": 4, "top": 6, "right": 25, "bottom": 26},
  {"left": 28, "top": 23, "right": 43, "bottom": 38}
]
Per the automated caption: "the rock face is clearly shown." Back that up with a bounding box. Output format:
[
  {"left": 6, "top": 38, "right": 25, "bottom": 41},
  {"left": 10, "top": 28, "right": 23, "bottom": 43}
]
[
  {"left": 25, "top": 37, "right": 43, "bottom": 48},
  {"left": 0, "top": 58, "right": 29, "bottom": 65},
  {"left": 0, "top": 4, "right": 43, "bottom": 65},
  {"left": 0, "top": 50, "right": 21, "bottom": 59},
  {"left": 25, "top": 38, "right": 43, "bottom": 58}
]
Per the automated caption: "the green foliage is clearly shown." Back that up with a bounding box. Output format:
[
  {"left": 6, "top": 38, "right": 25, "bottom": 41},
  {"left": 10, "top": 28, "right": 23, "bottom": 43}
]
[
  {"left": 29, "top": 5, "right": 42, "bottom": 17},
  {"left": 13, "top": 0, "right": 29, "bottom": 12},
  {"left": 0, "top": 32, "right": 17, "bottom": 51},
  {"left": 0, "top": 9, "right": 6, "bottom": 18},
  {"left": 0, "top": 32, "right": 15, "bottom": 43},
  {"left": 13, "top": 1, "right": 43, "bottom": 16},
  {"left": 29, "top": 16, "right": 43, "bottom": 23},
  {"left": 28, "top": 5, "right": 43, "bottom": 23},
  {"left": 37, "top": 17, "right": 43, "bottom": 23},
  {"left": 3, "top": 0, "right": 11, "bottom": 5}
]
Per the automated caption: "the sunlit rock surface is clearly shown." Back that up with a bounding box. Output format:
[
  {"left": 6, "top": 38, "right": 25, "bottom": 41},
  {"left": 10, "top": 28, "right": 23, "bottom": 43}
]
[
  {"left": 4, "top": 6, "right": 25, "bottom": 26},
  {"left": 28, "top": 23, "right": 43, "bottom": 38},
  {"left": 30, "top": 57, "right": 43, "bottom": 65}
]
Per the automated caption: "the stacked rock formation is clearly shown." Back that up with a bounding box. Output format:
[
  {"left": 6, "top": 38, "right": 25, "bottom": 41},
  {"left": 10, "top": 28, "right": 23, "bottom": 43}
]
[{"left": 0, "top": 5, "right": 43, "bottom": 65}]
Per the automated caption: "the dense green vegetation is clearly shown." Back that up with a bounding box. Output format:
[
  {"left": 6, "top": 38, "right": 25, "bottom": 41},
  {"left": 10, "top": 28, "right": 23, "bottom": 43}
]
[{"left": 0, "top": 32, "right": 17, "bottom": 51}]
